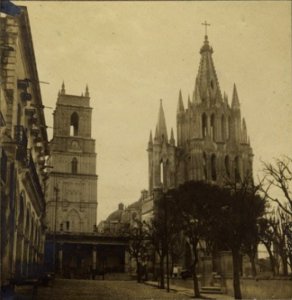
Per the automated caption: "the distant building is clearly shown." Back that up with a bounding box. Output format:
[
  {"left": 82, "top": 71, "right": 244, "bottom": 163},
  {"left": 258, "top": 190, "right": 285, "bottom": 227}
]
[{"left": 0, "top": 8, "right": 49, "bottom": 289}]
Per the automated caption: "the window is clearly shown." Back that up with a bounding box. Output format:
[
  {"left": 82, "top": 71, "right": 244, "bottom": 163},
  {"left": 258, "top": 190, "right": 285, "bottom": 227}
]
[
  {"left": 66, "top": 221, "right": 70, "bottom": 231},
  {"left": 225, "top": 156, "right": 230, "bottom": 178},
  {"left": 211, "top": 154, "right": 217, "bottom": 181},
  {"left": 221, "top": 115, "right": 226, "bottom": 141},
  {"left": 202, "top": 113, "right": 207, "bottom": 138},
  {"left": 235, "top": 156, "right": 241, "bottom": 183},
  {"left": 71, "top": 157, "right": 78, "bottom": 174},
  {"left": 70, "top": 112, "right": 79, "bottom": 136},
  {"left": 203, "top": 152, "right": 207, "bottom": 180},
  {"left": 210, "top": 114, "right": 215, "bottom": 141}
]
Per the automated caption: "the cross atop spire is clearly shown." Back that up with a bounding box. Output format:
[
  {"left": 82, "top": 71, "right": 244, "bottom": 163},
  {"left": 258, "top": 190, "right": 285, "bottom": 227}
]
[{"left": 201, "top": 21, "right": 210, "bottom": 36}]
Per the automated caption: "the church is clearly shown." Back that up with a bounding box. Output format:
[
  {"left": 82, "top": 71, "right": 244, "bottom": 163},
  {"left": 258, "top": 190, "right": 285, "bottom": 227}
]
[{"left": 142, "top": 32, "right": 253, "bottom": 221}]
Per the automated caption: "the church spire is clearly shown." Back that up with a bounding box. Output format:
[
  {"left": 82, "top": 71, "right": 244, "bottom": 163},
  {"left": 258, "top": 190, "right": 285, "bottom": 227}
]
[
  {"left": 61, "top": 81, "right": 65, "bottom": 95},
  {"left": 231, "top": 83, "right": 240, "bottom": 109},
  {"left": 85, "top": 84, "right": 90, "bottom": 97},
  {"left": 156, "top": 99, "right": 168, "bottom": 143},
  {"left": 194, "top": 32, "right": 222, "bottom": 105},
  {"left": 177, "top": 90, "right": 184, "bottom": 113}
]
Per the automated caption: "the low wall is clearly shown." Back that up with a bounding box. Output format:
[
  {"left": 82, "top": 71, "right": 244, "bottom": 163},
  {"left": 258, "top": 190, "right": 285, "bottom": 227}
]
[{"left": 225, "top": 278, "right": 292, "bottom": 299}]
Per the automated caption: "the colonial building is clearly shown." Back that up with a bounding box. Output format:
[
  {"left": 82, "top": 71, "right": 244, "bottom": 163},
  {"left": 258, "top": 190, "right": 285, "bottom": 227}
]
[
  {"left": 46, "top": 84, "right": 98, "bottom": 233},
  {"left": 0, "top": 8, "right": 48, "bottom": 290},
  {"left": 143, "top": 33, "right": 253, "bottom": 220}
]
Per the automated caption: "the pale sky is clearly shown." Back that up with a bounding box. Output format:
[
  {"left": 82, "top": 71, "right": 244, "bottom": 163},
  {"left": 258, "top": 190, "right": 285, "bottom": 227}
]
[{"left": 20, "top": 1, "right": 292, "bottom": 222}]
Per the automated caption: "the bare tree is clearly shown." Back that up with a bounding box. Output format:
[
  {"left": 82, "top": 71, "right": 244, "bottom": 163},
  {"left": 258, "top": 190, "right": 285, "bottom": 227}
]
[{"left": 262, "top": 156, "right": 292, "bottom": 216}]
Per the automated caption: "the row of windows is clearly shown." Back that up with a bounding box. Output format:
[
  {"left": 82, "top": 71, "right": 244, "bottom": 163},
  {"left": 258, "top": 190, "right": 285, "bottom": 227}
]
[
  {"left": 202, "top": 113, "right": 231, "bottom": 141},
  {"left": 202, "top": 153, "right": 241, "bottom": 182}
]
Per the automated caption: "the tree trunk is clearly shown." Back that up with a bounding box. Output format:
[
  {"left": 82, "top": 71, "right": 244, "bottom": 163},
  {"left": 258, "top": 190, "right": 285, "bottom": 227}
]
[
  {"left": 232, "top": 248, "right": 242, "bottom": 300},
  {"left": 265, "top": 244, "right": 276, "bottom": 276},
  {"left": 280, "top": 252, "right": 288, "bottom": 276},
  {"left": 192, "top": 247, "right": 201, "bottom": 298},
  {"left": 159, "top": 256, "right": 165, "bottom": 289},
  {"left": 136, "top": 258, "right": 141, "bottom": 283},
  {"left": 249, "top": 254, "right": 257, "bottom": 277},
  {"left": 192, "top": 267, "right": 201, "bottom": 298}
]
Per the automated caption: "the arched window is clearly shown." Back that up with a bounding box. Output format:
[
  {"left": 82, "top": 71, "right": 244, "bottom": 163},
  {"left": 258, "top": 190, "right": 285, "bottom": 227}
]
[
  {"left": 211, "top": 154, "right": 217, "bottom": 181},
  {"left": 227, "top": 116, "right": 231, "bottom": 140},
  {"left": 71, "top": 157, "right": 78, "bottom": 174},
  {"left": 70, "top": 112, "right": 79, "bottom": 136},
  {"left": 210, "top": 114, "right": 215, "bottom": 141},
  {"left": 160, "top": 160, "right": 164, "bottom": 186},
  {"left": 225, "top": 155, "right": 230, "bottom": 178},
  {"left": 234, "top": 156, "right": 241, "bottom": 183},
  {"left": 202, "top": 113, "right": 207, "bottom": 138},
  {"left": 203, "top": 152, "right": 207, "bottom": 180},
  {"left": 221, "top": 115, "right": 226, "bottom": 141}
]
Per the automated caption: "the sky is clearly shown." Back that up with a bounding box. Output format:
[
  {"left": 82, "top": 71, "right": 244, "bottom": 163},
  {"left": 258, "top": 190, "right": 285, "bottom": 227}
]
[{"left": 19, "top": 1, "right": 292, "bottom": 222}]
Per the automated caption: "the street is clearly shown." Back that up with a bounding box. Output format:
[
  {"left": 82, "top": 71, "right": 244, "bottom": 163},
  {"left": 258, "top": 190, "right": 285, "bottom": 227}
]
[{"left": 35, "top": 279, "right": 190, "bottom": 300}]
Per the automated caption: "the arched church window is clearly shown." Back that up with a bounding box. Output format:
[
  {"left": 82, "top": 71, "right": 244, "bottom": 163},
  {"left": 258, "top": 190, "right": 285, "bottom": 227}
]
[
  {"left": 221, "top": 115, "right": 226, "bottom": 141},
  {"left": 202, "top": 113, "right": 207, "bottom": 138},
  {"left": 234, "top": 156, "right": 241, "bottom": 183},
  {"left": 71, "top": 157, "right": 78, "bottom": 174},
  {"left": 211, "top": 154, "right": 217, "bottom": 181},
  {"left": 225, "top": 155, "right": 230, "bottom": 178},
  {"left": 210, "top": 80, "right": 214, "bottom": 89},
  {"left": 70, "top": 112, "right": 79, "bottom": 136},
  {"left": 160, "top": 160, "right": 164, "bottom": 186},
  {"left": 210, "top": 114, "right": 215, "bottom": 141},
  {"left": 227, "top": 116, "right": 231, "bottom": 140},
  {"left": 203, "top": 152, "right": 207, "bottom": 180}
]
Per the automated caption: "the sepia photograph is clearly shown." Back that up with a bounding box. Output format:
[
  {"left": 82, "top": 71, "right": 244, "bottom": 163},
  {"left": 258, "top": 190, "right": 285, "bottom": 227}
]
[{"left": 0, "top": 0, "right": 291, "bottom": 299}]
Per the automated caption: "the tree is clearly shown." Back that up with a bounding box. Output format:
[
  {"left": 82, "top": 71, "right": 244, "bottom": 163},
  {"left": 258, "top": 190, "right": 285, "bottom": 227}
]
[
  {"left": 207, "top": 178, "right": 266, "bottom": 299},
  {"left": 126, "top": 219, "right": 149, "bottom": 283},
  {"left": 262, "top": 156, "right": 292, "bottom": 216}
]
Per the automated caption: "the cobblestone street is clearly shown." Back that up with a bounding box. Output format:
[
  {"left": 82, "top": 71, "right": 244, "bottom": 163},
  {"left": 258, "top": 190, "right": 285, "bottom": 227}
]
[{"left": 35, "top": 279, "right": 190, "bottom": 300}]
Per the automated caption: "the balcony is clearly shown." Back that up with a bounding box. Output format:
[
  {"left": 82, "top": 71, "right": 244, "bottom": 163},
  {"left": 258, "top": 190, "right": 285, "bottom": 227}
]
[
  {"left": 14, "top": 125, "right": 28, "bottom": 163},
  {"left": 27, "top": 150, "right": 44, "bottom": 198}
]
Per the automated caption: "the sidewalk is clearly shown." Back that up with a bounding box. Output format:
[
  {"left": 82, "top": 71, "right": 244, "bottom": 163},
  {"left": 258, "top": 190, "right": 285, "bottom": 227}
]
[{"left": 144, "top": 281, "right": 234, "bottom": 300}]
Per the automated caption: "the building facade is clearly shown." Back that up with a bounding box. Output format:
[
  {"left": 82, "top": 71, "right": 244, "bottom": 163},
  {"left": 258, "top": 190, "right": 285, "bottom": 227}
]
[
  {"left": 0, "top": 8, "right": 48, "bottom": 289},
  {"left": 143, "top": 34, "right": 253, "bottom": 220},
  {"left": 46, "top": 84, "right": 98, "bottom": 233}
]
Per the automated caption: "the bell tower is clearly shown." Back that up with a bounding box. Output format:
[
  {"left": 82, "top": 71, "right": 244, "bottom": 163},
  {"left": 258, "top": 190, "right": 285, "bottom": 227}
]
[{"left": 46, "top": 83, "right": 98, "bottom": 233}]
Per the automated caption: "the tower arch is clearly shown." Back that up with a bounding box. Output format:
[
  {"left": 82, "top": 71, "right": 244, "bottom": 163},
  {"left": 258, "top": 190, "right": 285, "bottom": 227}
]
[{"left": 70, "top": 112, "right": 79, "bottom": 136}]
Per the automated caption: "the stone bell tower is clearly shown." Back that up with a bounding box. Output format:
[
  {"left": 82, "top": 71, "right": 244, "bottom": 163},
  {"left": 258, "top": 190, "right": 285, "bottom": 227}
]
[{"left": 46, "top": 83, "right": 98, "bottom": 233}]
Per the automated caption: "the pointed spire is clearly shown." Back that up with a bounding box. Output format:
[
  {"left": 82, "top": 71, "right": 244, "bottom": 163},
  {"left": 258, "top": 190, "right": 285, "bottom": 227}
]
[
  {"left": 148, "top": 130, "right": 153, "bottom": 148},
  {"left": 231, "top": 83, "right": 240, "bottom": 109},
  {"left": 177, "top": 90, "right": 184, "bottom": 113},
  {"left": 188, "top": 94, "right": 191, "bottom": 108},
  {"left": 156, "top": 99, "right": 168, "bottom": 143},
  {"left": 84, "top": 84, "right": 89, "bottom": 97},
  {"left": 154, "top": 125, "right": 159, "bottom": 143},
  {"left": 170, "top": 128, "right": 175, "bottom": 146},
  {"left": 61, "top": 81, "right": 65, "bottom": 95}
]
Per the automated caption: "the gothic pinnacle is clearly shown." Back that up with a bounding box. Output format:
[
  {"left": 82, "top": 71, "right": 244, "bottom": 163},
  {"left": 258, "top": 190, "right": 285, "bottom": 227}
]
[
  {"left": 85, "top": 84, "right": 89, "bottom": 97},
  {"left": 170, "top": 128, "right": 175, "bottom": 145},
  {"left": 156, "top": 99, "right": 168, "bottom": 142},
  {"left": 231, "top": 83, "right": 240, "bottom": 109},
  {"left": 177, "top": 89, "right": 184, "bottom": 113},
  {"left": 61, "top": 81, "right": 65, "bottom": 95}
]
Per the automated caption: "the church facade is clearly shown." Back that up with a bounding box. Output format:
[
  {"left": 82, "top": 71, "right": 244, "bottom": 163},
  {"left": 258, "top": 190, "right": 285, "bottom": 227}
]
[{"left": 143, "top": 34, "right": 253, "bottom": 220}]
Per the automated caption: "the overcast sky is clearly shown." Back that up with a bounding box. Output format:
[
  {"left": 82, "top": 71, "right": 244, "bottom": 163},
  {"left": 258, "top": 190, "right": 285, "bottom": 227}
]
[{"left": 20, "top": 1, "right": 292, "bottom": 222}]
